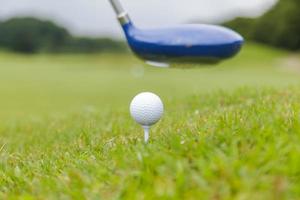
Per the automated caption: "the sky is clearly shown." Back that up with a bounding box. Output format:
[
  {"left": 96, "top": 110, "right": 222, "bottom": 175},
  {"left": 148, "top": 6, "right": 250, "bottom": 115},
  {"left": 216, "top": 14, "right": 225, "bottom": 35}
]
[{"left": 0, "top": 0, "right": 277, "bottom": 38}]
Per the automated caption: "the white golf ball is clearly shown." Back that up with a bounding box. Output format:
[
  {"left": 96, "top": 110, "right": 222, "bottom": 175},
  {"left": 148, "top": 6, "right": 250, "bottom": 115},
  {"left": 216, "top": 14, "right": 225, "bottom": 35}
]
[{"left": 130, "top": 92, "right": 164, "bottom": 126}]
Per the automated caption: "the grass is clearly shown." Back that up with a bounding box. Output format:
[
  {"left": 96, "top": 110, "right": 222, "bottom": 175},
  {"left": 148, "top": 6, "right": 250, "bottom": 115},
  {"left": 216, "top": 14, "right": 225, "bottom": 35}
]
[
  {"left": 0, "top": 43, "right": 298, "bottom": 119},
  {"left": 0, "top": 43, "right": 300, "bottom": 199}
]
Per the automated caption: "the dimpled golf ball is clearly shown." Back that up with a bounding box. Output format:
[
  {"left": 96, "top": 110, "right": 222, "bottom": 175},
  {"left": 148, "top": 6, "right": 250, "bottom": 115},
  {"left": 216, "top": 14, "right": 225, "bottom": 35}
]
[{"left": 130, "top": 92, "right": 164, "bottom": 126}]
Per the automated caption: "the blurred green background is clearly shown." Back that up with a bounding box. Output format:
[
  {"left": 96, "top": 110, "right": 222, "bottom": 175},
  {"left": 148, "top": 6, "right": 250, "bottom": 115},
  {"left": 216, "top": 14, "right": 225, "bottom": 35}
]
[
  {"left": 0, "top": 0, "right": 299, "bottom": 121},
  {"left": 0, "top": 43, "right": 299, "bottom": 121}
]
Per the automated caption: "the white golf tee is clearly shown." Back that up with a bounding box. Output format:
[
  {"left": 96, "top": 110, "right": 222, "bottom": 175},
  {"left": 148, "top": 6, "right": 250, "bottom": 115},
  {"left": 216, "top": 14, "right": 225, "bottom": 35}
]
[{"left": 143, "top": 126, "right": 150, "bottom": 143}]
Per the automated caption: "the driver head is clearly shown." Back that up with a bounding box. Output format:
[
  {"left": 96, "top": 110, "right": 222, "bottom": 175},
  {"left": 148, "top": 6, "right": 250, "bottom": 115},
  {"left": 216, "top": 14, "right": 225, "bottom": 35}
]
[{"left": 122, "top": 22, "right": 244, "bottom": 66}]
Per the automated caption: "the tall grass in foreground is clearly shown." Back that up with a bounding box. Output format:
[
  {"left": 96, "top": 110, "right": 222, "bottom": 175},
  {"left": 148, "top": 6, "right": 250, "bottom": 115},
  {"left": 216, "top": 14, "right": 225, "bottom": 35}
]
[{"left": 0, "top": 87, "right": 300, "bottom": 199}]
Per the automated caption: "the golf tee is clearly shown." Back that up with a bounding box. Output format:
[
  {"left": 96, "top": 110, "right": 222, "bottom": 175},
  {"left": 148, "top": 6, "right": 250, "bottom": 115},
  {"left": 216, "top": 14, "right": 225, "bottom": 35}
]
[{"left": 143, "top": 126, "right": 150, "bottom": 143}]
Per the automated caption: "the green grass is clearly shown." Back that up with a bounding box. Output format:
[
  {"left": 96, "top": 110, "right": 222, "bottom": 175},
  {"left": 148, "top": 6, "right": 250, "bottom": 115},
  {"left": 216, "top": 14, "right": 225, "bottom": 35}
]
[
  {"left": 0, "top": 43, "right": 298, "bottom": 119},
  {"left": 0, "top": 43, "right": 300, "bottom": 199}
]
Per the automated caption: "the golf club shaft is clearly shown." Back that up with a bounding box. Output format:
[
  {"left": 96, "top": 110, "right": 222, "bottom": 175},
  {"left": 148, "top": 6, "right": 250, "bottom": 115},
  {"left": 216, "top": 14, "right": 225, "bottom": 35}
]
[{"left": 108, "top": 0, "right": 131, "bottom": 24}]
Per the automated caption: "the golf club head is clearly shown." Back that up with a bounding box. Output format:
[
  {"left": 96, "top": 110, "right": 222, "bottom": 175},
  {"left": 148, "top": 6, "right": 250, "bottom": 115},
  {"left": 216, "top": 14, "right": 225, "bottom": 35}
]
[
  {"left": 108, "top": 0, "right": 244, "bottom": 68},
  {"left": 122, "top": 22, "right": 244, "bottom": 67}
]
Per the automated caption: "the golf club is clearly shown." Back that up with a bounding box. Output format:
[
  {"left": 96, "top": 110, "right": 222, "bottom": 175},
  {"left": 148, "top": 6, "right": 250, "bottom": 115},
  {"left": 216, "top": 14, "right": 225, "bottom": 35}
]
[{"left": 108, "top": 0, "right": 244, "bottom": 67}]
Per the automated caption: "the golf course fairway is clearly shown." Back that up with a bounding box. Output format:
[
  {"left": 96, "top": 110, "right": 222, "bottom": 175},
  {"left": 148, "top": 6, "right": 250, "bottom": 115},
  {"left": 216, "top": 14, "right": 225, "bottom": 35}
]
[{"left": 0, "top": 43, "right": 300, "bottom": 199}]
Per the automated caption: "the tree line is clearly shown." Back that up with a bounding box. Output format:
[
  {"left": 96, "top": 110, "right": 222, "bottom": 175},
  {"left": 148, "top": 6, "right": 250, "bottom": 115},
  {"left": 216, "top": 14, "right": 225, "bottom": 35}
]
[
  {"left": 224, "top": 0, "right": 300, "bottom": 51},
  {"left": 0, "top": 17, "right": 127, "bottom": 53},
  {"left": 0, "top": 0, "right": 299, "bottom": 54}
]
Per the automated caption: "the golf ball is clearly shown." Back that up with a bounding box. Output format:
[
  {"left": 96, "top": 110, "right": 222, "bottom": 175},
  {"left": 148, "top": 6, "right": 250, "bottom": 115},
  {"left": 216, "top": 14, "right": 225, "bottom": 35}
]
[{"left": 130, "top": 92, "right": 164, "bottom": 126}]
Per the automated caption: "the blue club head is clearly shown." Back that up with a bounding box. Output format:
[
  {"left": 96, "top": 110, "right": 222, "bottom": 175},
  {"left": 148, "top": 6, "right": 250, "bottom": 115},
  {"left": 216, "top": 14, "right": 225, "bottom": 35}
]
[
  {"left": 122, "top": 22, "right": 244, "bottom": 66},
  {"left": 109, "top": 0, "right": 244, "bottom": 67}
]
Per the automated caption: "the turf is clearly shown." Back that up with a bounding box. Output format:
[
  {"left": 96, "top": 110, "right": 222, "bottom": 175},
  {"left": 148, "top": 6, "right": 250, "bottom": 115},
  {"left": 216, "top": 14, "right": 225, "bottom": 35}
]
[{"left": 0, "top": 43, "right": 300, "bottom": 199}]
